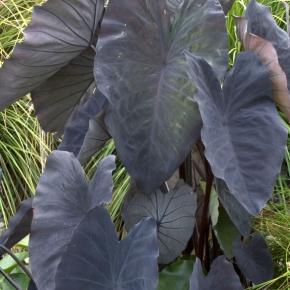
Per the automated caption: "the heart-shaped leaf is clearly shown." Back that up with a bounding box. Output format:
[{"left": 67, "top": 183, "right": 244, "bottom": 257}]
[
  {"left": 58, "top": 89, "right": 107, "bottom": 157},
  {"left": 0, "top": 199, "right": 33, "bottom": 255},
  {"left": 77, "top": 108, "right": 110, "bottom": 165},
  {"left": 186, "top": 51, "right": 287, "bottom": 215},
  {"left": 0, "top": 0, "right": 104, "bottom": 133},
  {"left": 29, "top": 151, "right": 115, "bottom": 290},
  {"left": 122, "top": 181, "right": 197, "bottom": 264},
  {"left": 241, "top": 0, "right": 290, "bottom": 121},
  {"left": 95, "top": 0, "right": 227, "bottom": 193},
  {"left": 55, "top": 207, "right": 158, "bottom": 290},
  {"left": 233, "top": 234, "right": 274, "bottom": 284},
  {"left": 215, "top": 179, "right": 252, "bottom": 236},
  {"left": 158, "top": 257, "right": 194, "bottom": 290},
  {"left": 190, "top": 256, "right": 243, "bottom": 290}
]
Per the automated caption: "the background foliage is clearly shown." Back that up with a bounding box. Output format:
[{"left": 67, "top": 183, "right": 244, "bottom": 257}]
[{"left": 0, "top": 0, "right": 289, "bottom": 289}]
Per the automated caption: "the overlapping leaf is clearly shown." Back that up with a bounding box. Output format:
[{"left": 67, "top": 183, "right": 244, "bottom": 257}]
[
  {"left": 58, "top": 89, "right": 108, "bottom": 159},
  {"left": 55, "top": 208, "right": 158, "bottom": 290},
  {"left": 0, "top": 0, "right": 104, "bottom": 133},
  {"left": 186, "top": 52, "right": 287, "bottom": 215},
  {"left": 190, "top": 256, "right": 243, "bottom": 290},
  {"left": 233, "top": 234, "right": 274, "bottom": 284},
  {"left": 29, "top": 151, "right": 115, "bottom": 290},
  {"left": 95, "top": 0, "right": 227, "bottom": 192},
  {"left": 122, "top": 181, "right": 197, "bottom": 264},
  {"left": 241, "top": 0, "right": 290, "bottom": 121},
  {"left": 0, "top": 199, "right": 33, "bottom": 255},
  {"left": 215, "top": 179, "right": 252, "bottom": 236},
  {"left": 77, "top": 109, "right": 110, "bottom": 164},
  {"left": 158, "top": 258, "right": 194, "bottom": 290}
]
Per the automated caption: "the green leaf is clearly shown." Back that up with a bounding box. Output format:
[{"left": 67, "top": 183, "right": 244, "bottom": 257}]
[
  {"left": 213, "top": 207, "right": 240, "bottom": 258},
  {"left": 0, "top": 252, "right": 28, "bottom": 272},
  {"left": 158, "top": 258, "right": 195, "bottom": 290}
]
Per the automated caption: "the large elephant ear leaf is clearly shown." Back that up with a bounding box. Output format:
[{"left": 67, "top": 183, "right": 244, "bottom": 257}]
[
  {"left": 190, "top": 256, "right": 243, "bottom": 290},
  {"left": 58, "top": 89, "right": 107, "bottom": 156},
  {"left": 95, "top": 0, "right": 227, "bottom": 193},
  {"left": 186, "top": 51, "right": 287, "bottom": 215},
  {"left": 0, "top": 0, "right": 104, "bottom": 133},
  {"left": 30, "top": 151, "right": 115, "bottom": 290},
  {"left": 0, "top": 199, "right": 33, "bottom": 255},
  {"left": 55, "top": 208, "right": 158, "bottom": 290},
  {"left": 122, "top": 181, "right": 197, "bottom": 264},
  {"left": 233, "top": 234, "right": 274, "bottom": 284}
]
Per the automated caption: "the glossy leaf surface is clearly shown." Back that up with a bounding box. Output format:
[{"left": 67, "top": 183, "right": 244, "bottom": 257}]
[
  {"left": 0, "top": 0, "right": 104, "bottom": 132},
  {"left": 55, "top": 208, "right": 158, "bottom": 290},
  {"left": 122, "top": 181, "right": 196, "bottom": 264},
  {"left": 95, "top": 0, "right": 227, "bottom": 192},
  {"left": 190, "top": 256, "right": 243, "bottom": 290},
  {"left": 30, "top": 151, "right": 115, "bottom": 290},
  {"left": 186, "top": 52, "right": 287, "bottom": 215},
  {"left": 0, "top": 199, "right": 33, "bottom": 255},
  {"left": 233, "top": 234, "right": 274, "bottom": 284}
]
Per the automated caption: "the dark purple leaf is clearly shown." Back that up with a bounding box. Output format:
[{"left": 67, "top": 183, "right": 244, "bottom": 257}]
[
  {"left": 186, "top": 52, "right": 287, "bottom": 215},
  {"left": 95, "top": 0, "right": 227, "bottom": 193},
  {"left": 77, "top": 108, "right": 110, "bottom": 165},
  {"left": 29, "top": 151, "right": 115, "bottom": 290},
  {"left": 58, "top": 89, "right": 107, "bottom": 157},
  {"left": 0, "top": 199, "right": 32, "bottom": 255},
  {"left": 190, "top": 256, "right": 243, "bottom": 290},
  {"left": 0, "top": 0, "right": 104, "bottom": 133},
  {"left": 233, "top": 234, "right": 274, "bottom": 284},
  {"left": 55, "top": 208, "right": 158, "bottom": 290},
  {"left": 122, "top": 180, "right": 197, "bottom": 264}
]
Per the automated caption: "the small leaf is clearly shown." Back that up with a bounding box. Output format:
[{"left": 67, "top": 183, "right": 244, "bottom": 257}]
[
  {"left": 0, "top": 199, "right": 33, "bottom": 254},
  {"left": 95, "top": 0, "right": 227, "bottom": 192},
  {"left": 233, "top": 234, "right": 274, "bottom": 284},
  {"left": 77, "top": 108, "right": 110, "bottom": 164},
  {"left": 158, "top": 257, "right": 194, "bottom": 290},
  {"left": 186, "top": 51, "right": 287, "bottom": 215},
  {"left": 190, "top": 256, "right": 243, "bottom": 290},
  {"left": 30, "top": 151, "right": 116, "bottom": 290},
  {"left": 0, "top": 252, "right": 28, "bottom": 272},
  {"left": 0, "top": 0, "right": 104, "bottom": 133},
  {"left": 55, "top": 207, "right": 159, "bottom": 290},
  {"left": 215, "top": 179, "right": 252, "bottom": 235},
  {"left": 58, "top": 90, "right": 107, "bottom": 156},
  {"left": 213, "top": 207, "right": 240, "bottom": 258},
  {"left": 122, "top": 181, "right": 197, "bottom": 264}
]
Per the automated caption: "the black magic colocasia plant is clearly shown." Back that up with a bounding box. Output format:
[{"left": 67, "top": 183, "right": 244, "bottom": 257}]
[{"left": 0, "top": 0, "right": 289, "bottom": 289}]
